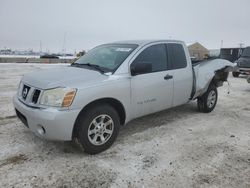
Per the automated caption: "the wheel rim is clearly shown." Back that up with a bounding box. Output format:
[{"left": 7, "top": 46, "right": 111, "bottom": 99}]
[
  {"left": 207, "top": 90, "right": 217, "bottom": 108},
  {"left": 87, "top": 114, "right": 114, "bottom": 146}
]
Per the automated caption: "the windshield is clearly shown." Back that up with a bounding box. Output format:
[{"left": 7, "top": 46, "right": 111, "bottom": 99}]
[
  {"left": 242, "top": 47, "right": 250, "bottom": 57},
  {"left": 73, "top": 44, "right": 138, "bottom": 73}
]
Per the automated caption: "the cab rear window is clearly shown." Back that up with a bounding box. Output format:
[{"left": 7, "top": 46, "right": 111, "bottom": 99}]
[{"left": 167, "top": 43, "right": 187, "bottom": 69}]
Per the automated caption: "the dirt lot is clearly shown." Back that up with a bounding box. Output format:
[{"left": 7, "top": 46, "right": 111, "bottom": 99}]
[{"left": 0, "top": 63, "right": 249, "bottom": 188}]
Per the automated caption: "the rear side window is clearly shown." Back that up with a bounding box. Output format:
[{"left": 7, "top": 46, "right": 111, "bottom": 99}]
[
  {"left": 132, "top": 44, "right": 167, "bottom": 72},
  {"left": 167, "top": 43, "right": 187, "bottom": 69}
]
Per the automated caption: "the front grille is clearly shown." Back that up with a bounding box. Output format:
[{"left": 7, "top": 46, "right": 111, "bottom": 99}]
[
  {"left": 18, "top": 82, "right": 42, "bottom": 106},
  {"left": 32, "top": 89, "right": 41, "bottom": 104},
  {"left": 22, "top": 85, "right": 30, "bottom": 100},
  {"left": 238, "top": 61, "right": 250, "bottom": 68}
]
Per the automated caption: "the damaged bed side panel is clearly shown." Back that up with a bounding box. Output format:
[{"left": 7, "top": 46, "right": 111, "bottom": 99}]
[{"left": 193, "top": 59, "right": 234, "bottom": 99}]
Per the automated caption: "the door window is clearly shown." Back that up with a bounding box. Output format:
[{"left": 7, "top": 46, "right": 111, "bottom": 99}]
[
  {"left": 132, "top": 44, "right": 168, "bottom": 74},
  {"left": 168, "top": 43, "right": 187, "bottom": 69}
]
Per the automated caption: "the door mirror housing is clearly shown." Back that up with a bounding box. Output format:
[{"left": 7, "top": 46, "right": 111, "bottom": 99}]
[{"left": 130, "top": 62, "right": 152, "bottom": 76}]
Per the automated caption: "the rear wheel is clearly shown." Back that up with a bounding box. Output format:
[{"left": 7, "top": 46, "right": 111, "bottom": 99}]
[
  {"left": 197, "top": 84, "right": 218, "bottom": 113},
  {"left": 232, "top": 72, "right": 240, "bottom": 77},
  {"left": 74, "top": 104, "right": 120, "bottom": 154}
]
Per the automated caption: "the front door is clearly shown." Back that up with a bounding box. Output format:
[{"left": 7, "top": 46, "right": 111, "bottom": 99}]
[{"left": 130, "top": 44, "right": 174, "bottom": 118}]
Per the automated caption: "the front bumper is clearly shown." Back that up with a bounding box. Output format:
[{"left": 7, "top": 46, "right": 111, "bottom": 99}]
[{"left": 13, "top": 95, "right": 81, "bottom": 141}]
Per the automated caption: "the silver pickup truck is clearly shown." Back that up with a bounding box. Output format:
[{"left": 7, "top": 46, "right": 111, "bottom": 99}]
[{"left": 13, "top": 40, "right": 233, "bottom": 154}]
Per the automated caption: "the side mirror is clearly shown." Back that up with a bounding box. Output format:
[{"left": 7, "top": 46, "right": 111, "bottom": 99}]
[{"left": 130, "top": 62, "right": 152, "bottom": 76}]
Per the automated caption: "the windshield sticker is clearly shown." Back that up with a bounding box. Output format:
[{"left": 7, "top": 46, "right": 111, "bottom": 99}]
[{"left": 115, "top": 48, "right": 132, "bottom": 52}]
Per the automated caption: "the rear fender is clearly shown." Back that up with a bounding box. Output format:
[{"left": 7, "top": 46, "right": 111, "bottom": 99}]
[{"left": 193, "top": 59, "right": 234, "bottom": 99}]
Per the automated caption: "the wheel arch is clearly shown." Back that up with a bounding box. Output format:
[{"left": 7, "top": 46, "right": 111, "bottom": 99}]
[
  {"left": 196, "top": 70, "right": 228, "bottom": 99},
  {"left": 72, "top": 97, "right": 126, "bottom": 139},
  {"left": 210, "top": 70, "right": 229, "bottom": 87}
]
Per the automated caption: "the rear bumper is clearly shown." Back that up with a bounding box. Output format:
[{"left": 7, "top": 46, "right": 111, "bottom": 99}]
[{"left": 13, "top": 95, "right": 81, "bottom": 141}]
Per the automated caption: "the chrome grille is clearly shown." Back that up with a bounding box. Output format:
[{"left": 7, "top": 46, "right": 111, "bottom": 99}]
[
  {"left": 238, "top": 61, "right": 250, "bottom": 68},
  {"left": 32, "top": 89, "right": 41, "bottom": 104},
  {"left": 22, "top": 85, "right": 30, "bottom": 100},
  {"left": 18, "top": 82, "right": 42, "bottom": 105}
]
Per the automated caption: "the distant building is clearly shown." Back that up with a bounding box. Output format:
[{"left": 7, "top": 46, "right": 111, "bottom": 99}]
[
  {"left": 0, "top": 49, "right": 12, "bottom": 55},
  {"left": 209, "top": 49, "right": 220, "bottom": 57},
  {"left": 187, "top": 42, "right": 209, "bottom": 61},
  {"left": 76, "top": 50, "right": 86, "bottom": 58}
]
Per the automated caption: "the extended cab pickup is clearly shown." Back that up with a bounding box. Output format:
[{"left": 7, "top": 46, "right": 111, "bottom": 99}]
[{"left": 13, "top": 40, "right": 233, "bottom": 154}]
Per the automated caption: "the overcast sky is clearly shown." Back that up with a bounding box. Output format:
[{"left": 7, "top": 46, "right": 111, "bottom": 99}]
[{"left": 0, "top": 0, "right": 249, "bottom": 53}]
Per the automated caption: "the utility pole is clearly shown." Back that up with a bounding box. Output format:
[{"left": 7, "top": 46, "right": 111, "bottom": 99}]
[
  {"left": 39, "top": 40, "right": 42, "bottom": 54},
  {"left": 220, "top": 40, "right": 223, "bottom": 49},
  {"left": 239, "top": 42, "right": 244, "bottom": 49},
  {"left": 239, "top": 43, "right": 245, "bottom": 56},
  {"left": 62, "top": 32, "right": 66, "bottom": 56}
]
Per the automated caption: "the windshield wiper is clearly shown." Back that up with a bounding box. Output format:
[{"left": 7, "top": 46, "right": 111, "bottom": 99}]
[{"left": 71, "top": 63, "right": 105, "bottom": 73}]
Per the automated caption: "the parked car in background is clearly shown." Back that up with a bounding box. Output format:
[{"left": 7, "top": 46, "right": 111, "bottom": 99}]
[
  {"left": 220, "top": 47, "right": 244, "bottom": 63},
  {"left": 232, "top": 47, "right": 250, "bottom": 77},
  {"left": 40, "top": 54, "right": 59, "bottom": 59},
  {"left": 247, "top": 76, "right": 250, "bottom": 83},
  {"left": 13, "top": 40, "right": 233, "bottom": 154}
]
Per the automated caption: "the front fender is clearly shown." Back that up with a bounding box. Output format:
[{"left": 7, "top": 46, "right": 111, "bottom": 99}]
[{"left": 69, "top": 77, "right": 131, "bottom": 122}]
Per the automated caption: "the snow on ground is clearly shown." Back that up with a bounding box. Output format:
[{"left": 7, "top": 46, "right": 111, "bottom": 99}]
[{"left": 0, "top": 63, "right": 249, "bottom": 188}]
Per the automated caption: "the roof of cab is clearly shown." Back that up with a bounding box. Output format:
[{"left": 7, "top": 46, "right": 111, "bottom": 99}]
[{"left": 112, "top": 39, "right": 184, "bottom": 46}]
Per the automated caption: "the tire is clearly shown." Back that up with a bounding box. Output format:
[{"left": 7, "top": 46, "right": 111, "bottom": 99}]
[
  {"left": 232, "top": 72, "right": 240, "bottom": 77},
  {"left": 73, "top": 104, "right": 120, "bottom": 154},
  {"left": 197, "top": 84, "right": 218, "bottom": 113}
]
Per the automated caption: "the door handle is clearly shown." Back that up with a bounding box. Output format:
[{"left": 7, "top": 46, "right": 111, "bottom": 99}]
[{"left": 164, "top": 74, "right": 173, "bottom": 80}]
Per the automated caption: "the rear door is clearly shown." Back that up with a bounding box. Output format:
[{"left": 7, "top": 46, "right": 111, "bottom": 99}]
[
  {"left": 130, "top": 43, "right": 174, "bottom": 118},
  {"left": 167, "top": 43, "right": 193, "bottom": 106}
]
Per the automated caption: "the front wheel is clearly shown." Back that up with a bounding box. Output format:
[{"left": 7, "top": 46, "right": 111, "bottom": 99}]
[
  {"left": 197, "top": 84, "right": 218, "bottom": 113},
  {"left": 74, "top": 104, "right": 120, "bottom": 154}
]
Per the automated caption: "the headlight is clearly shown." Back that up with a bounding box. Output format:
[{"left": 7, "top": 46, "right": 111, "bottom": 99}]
[{"left": 40, "top": 87, "right": 76, "bottom": 107}]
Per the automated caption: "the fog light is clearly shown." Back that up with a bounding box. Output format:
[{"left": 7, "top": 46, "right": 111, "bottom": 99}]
[{"left": 37, "top": 125, "right": 46, "bottom": 135}]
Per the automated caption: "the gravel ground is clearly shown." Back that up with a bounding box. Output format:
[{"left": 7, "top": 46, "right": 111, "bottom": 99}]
[{"left": 0, "top": 63, "right": 249, "bottom": 188}]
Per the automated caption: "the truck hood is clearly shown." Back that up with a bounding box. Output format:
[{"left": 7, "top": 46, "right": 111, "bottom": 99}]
[{"left": 22, "top": 66, "right": 108, "bottom": 89}]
